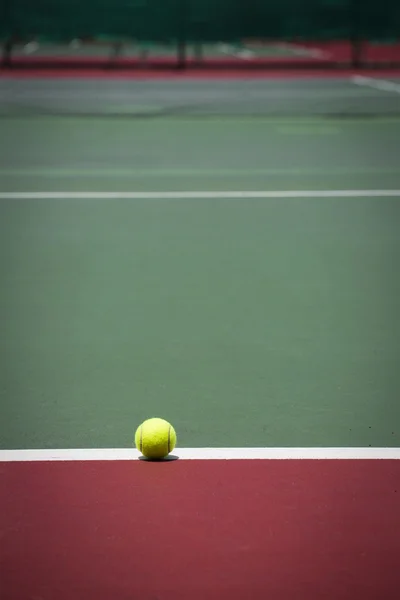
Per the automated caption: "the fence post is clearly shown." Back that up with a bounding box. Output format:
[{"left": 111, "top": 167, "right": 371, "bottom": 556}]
[
  {"left": 349, "top": 0, "right": 362, "bottom": 69},
  {"left": 1, "top": 0, "right": 12, "bottom": 67},
  {"left": 176, "top": 0, "right": 188, "bottom": 69}
]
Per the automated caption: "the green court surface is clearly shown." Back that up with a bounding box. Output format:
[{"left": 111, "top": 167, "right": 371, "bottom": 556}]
[
  {"left": 1, "top": 76, "right": 400, "bottom": 452},
  {"left": 2, "top": 189, "right": 400, "bottom": 450}
]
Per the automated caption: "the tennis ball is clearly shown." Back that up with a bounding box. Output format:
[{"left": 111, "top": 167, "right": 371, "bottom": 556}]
[{"left": 135, "top": 417, "right": 177, "bottom": 460}]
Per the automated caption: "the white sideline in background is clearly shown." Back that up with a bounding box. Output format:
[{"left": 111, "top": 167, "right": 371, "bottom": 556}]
[
  {"left": 0, "top": 448, "right": 399, "bottom": 462},
  {"left": 1, "top": 190, "right": 400, "bottom": 200},
  {"left": 352, "top": 75, "right": 400, "bottom": 95}
]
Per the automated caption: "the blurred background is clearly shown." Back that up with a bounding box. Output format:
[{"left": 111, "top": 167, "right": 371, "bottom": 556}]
[
  {"left": 1, "top": 0, "right": 399, "bottom": 71},
  {"left": 1, "top": 0, "right": 400, "bottom": 120}
]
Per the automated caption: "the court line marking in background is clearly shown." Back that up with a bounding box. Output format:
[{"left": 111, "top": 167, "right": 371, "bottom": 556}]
[
  {"left": 2, "top": 116, "right": 400, "bottom": 125},
  {"left": 276, "top": 42, "right": 330, "bottom": 59},
  {"left": 2, "top": 167, "right": 400, "bottom": 178},
  {"left": 1, "top": 448, "right": 399, "bottom": 461},
  {"left": 1, "top": 190, "right": 400, "bottom": 200},
  {"left": 352, "top": 75, "right": 400, "bottom": 94},
  {"left": 217, "top": 43, "right": 254, "bottom": 60}
]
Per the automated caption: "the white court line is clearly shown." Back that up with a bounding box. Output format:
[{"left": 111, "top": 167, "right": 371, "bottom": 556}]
[
  {"left": 217, "top": 43, "right": 255, "bottom": 60},
  {"left": 0, "top": 448, "right": 399, "bottom": 462},
  {"left": 0, "top": 190, "right": 400, "bottom": 200},
  {"left": 352, "top": 75, "right": 400, "bottom": 94},
  {"left": 276, "top": 42, "right": 329, "bottom": 59}
]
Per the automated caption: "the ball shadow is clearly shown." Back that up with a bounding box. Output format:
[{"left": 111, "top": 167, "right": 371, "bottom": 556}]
[{"left": 138, "top": 454, "right": 179, "bottom": 462}]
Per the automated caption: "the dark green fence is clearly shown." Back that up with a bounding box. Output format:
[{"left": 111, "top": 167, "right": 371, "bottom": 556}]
[{"left": 1, "top": 0, "right": 399, "bottom": 68}]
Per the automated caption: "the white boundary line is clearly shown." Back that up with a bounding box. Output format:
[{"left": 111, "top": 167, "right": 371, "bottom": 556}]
[
  {"left": 217, "top": 43, "right": 255, "bottom": 60},
  {"left": 1, "top": 448, "right": 399, "bottom": 462},
  {"left": 352, "top": 75, "right": 400, "bottom": 95},
  {"left": 1, "top": 190, "right": 400, "bottom": 200},
  {"left": 275, "top": 42, "right": 330, "bottom": 60}
]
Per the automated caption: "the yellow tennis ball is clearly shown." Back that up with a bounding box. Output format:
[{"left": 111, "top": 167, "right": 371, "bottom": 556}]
[{"left": 135, "top": 417, "right": 177, "bottom": 459}]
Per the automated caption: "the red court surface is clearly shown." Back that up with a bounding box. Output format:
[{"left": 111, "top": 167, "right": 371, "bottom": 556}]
[
  {"left": 1, "top": 68, "right": 400, "bottom": 81},
  {"left": 1, "top": 459, "right": 399, "bottom": 600}
]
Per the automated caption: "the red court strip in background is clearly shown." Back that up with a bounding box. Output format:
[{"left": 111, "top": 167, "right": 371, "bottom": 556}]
[
  {"left": 1, "top": 68, "right": 400, "bottom": 80},
  {"left": 1, "top": 459, "right": 399, "bottom": 600}
]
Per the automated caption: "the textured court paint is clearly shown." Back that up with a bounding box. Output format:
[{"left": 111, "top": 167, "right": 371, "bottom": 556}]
[
  {"left": 1, "top": 460, "right": 399, "bottom": 600},
  {"left": 1, "top": 448, "right": 400, "bottom": 461},
  {"left": 1, "top": 195, "right": 400, "bottom": 449}
]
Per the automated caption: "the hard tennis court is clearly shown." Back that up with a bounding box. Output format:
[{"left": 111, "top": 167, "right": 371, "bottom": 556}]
[{"left": 1, "top": 72, "right": 400, "bottom": 599}]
